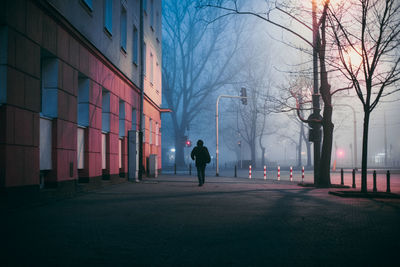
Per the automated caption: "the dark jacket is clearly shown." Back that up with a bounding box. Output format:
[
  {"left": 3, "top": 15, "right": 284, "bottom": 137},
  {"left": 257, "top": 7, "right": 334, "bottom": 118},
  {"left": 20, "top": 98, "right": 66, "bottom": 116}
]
[{"left": 191, "top": 145, "right": 211, "bottom": 167}]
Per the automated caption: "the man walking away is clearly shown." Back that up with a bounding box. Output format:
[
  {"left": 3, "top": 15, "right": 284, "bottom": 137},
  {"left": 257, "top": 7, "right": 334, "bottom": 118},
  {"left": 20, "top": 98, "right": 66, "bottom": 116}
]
[{"left": 191, "top": 140, "right": 211, "bottom": 186}]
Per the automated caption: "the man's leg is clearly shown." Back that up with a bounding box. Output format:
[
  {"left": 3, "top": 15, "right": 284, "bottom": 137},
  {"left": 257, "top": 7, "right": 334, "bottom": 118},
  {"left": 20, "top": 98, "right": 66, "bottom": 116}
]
[
  {"left": 197, "top": 166, "right": 202, "bottom": 186},
  {"left": 201, "top": 166, "right": 206, "bottom": 184}
]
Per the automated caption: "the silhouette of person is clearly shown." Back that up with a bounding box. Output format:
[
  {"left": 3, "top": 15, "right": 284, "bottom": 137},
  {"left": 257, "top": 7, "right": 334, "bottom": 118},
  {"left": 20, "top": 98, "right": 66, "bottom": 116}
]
[{"left": 191, "top": 140, "right": 211, "bottom": 186}]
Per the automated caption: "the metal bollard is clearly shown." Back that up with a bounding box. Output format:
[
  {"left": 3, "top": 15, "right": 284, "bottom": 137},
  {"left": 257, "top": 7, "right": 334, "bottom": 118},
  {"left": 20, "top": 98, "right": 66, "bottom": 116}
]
[
  {"left": 352, "top": 169, "right": 356, "bottom": 188},
  {"left": 373, "top": 170, "right": 377, "bottom": 192},
  {"left": 234, "top": 165, "right": 237, "bottom": 178},
  {"left": 387, "top": 170, "right": 391, "bottom": 193},
  {"left": 341, "top": 168, "right": 344, "bottom": 185},
  {"left": 189, "top": 164, "right": 192, "bottom": 175},
  {"left": 174, "top": 163, "right": 177, "bottom": 175}
]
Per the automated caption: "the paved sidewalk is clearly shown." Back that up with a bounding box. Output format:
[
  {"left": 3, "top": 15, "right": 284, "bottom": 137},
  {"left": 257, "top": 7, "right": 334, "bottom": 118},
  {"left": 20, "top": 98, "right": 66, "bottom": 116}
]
[{"left": 1, "top": 174, "right": 399, "bottom": 266}]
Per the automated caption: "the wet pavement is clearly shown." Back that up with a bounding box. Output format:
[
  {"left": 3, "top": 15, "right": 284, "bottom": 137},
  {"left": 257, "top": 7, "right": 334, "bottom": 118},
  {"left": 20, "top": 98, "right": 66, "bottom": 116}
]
[{"left": 1, "top": 174, "right": 399, "bottom": 266}]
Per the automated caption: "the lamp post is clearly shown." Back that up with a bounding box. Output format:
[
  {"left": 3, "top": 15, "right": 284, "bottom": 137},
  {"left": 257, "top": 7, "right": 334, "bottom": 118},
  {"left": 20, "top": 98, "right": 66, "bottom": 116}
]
[{"left": 216, "top": 94, "right": 247, "bottom": 176}]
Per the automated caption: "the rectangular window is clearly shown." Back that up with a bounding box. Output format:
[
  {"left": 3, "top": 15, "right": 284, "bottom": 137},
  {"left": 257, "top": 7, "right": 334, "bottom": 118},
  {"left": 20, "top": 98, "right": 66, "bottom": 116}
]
[
  {"left": 102, "top": 89, "right": 110, "bottom": 132},
  {"left": 155, "top": 122, "right": 159, "bottom": 146},
  {"left": 149, "top": 118, "right": 152, "bottom": 145},
  {"left": 104, "top": 0, "right": 113, "bottom": 35},
  {"left": 132, "top": 108, "right": 137, "bottom": 130},
  {"left": 77, "top": 127, "right": 85, "bottom": 169},
  {"left": 119, "top": 100, "right": 125, "bottom": 137},
  {"left": 120, "top": 7, "right": 127, "bottom": 51},
  {"left": 119, "top": 138, "right": 122, "bottom": 169},
  {"left": 132, "top": 26, "right": 138, "bottom": 64},
  {"left": 82, "top": 0, "right": 93, "bottom": 11},
  {"left": 143, "top": 42, "right": 147, "bottom": 76},
  {"left": 150, "top": 0, "right": 154, "bottom": 30},
  {"left": 142, "top": 114, "right": 145, "bottom": 142},
  {"left": 77, "top": 76, "right": 89, "bottom": 127},
  {"left": 150, "top": 52, "right": 153, "bottom": 84},
  {"left": 102, "top": 133, "right": 106, "bottom": 169}
]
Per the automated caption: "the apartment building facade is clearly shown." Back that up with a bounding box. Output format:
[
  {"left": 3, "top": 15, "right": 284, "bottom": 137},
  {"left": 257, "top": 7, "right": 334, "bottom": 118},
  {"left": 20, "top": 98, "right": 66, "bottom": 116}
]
[{"left": 0, "top": 0, "right": 163, "bottom": 191}]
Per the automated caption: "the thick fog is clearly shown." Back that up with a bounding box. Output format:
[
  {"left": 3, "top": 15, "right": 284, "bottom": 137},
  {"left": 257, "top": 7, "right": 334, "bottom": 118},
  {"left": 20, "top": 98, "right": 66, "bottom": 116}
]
[{"left": 161, "top": 0, "right": 400, "bottom": 169}]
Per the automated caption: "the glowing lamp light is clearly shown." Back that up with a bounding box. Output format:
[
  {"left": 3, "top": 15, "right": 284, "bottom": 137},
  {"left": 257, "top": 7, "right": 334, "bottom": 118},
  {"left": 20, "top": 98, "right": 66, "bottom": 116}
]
[
  {"left": 337, "top": 149, "right": 345, "bottom": 158},
  {"left": 170, "top": 148, "right": 176, "bottom": 152},
  {"left": 185, "top": 140, "right": 192, "bottom": 147}
]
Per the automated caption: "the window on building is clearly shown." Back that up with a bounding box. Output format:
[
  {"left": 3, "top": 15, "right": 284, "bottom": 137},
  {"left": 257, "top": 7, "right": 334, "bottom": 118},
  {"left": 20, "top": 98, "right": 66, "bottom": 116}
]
[
  {"left": 150, "top": 52, "right": 153, "bottom": 84},
  {"left": 132, "top": 108, "right": 137, "bottom": 130},
  {"left": 120, "top": 7, "right": 127, "bottom": 51},
  {"left": 132, "top": 26, "right": 138, "bottom": 64},
  {"left": 150, "top": 0, "right": 154, "bottom": 30},
  {"left": 41, "top": 56, "right": 59, "bottom": 118},
  {"left": 119, "top": 100, "right": 125, "bottom": 137},
  {"left": 102, "top": 89, "right": 110, "bottom": 132},
  {"left": 156, "top": 11, "right": 160, "bottom": 32},
  {"left": 82, "top": 0, "right": 93, "bottom": 11},
  {"left": 142, "top": 114, "right": 145, "bottom": 142},
  {"left": 104, "top": 0, "right": 113, "bottom": 35},
  {"left": 77, "top": 76, "right": 89, "bottom": 127},
  {"left": 143, "top": 42, "right": 147, "bottom": 76},
  {"left": 155, "top": 122, "right": 159, "bottom": 146},
  {"left": 149, "top": 118, "right": 153, "bottom": 145}
]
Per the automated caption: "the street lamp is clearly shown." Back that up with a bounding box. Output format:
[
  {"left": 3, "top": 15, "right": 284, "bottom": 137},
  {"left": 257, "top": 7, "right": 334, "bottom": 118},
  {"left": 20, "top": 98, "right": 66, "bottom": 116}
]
[{"left": 216, "top": 91, "right": 248, "bottom": 176}]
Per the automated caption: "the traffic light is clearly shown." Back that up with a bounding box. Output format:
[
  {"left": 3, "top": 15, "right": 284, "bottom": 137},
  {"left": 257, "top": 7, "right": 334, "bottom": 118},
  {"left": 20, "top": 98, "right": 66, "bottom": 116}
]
[
  {"left": 240, "top": 87, "right": 247, "bottom": 105},
  {"left": 185, "top": 139, "right": 192, "bottom": 147}
]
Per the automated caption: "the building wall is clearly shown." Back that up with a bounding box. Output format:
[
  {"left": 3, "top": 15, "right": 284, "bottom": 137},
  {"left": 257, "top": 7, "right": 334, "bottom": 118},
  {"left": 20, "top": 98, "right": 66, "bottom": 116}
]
[{"left": 0, "top": 0, "right": 162, "bottom": 190}]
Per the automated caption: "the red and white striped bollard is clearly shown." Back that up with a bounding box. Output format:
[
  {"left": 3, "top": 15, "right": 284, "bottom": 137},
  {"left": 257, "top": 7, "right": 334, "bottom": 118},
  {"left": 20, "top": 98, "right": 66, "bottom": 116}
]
[
  {"left": 302, "top": 166, "right": 305, "bottom": 183},
  {"left": 264, "top": 165, "right": 266, "bottom": 180},
  {"left": 290, "top": 166, "right": 293, "bottom": 181},
  {"left": 249, "top": 165, "right": 252, "bottom": 179},
  {"left": 277, "top": 166, "right": 280, "bottom": 181}
]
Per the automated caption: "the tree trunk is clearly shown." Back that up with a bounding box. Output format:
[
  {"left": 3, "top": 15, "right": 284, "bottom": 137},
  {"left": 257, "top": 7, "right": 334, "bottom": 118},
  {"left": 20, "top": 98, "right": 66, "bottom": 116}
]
[
  {"left": 319, "top": 104, "right": 333, "bottom": 187},
  {"left": 250, "top": 140, "right": 256, "bottom": 168},
  {"left": 261, "top": 147, "right": 265, "bottom": 167},
  {"left": 298, "top": 123, "right": 304, "bottom": 168},
  {"left": 174, "top": 129, "right": 186, "bottom": 167},
  {"left": 361, "top": 111, "right": 370, "bottom": 193},
  {"left": 306, "top": 141, "right": 312, "bottom": 167}
]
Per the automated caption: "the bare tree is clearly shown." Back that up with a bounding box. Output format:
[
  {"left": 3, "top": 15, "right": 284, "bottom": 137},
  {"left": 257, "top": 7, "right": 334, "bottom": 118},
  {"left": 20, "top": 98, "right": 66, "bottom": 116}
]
[
  {"left": 328, "top": 0, "right": 400, "bottom": 192},
  {"left": 162, "top": 0, "right": 242, "bottom": 166},
  {"left": 200, "top": 0, "right": 346, "bottom": 186}
]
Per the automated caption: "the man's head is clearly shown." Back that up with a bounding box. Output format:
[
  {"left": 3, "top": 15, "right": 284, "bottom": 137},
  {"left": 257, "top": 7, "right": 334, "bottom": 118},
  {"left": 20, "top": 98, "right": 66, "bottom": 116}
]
[{"left": 197, "top": 140, "right": 204, "bottom": 147}]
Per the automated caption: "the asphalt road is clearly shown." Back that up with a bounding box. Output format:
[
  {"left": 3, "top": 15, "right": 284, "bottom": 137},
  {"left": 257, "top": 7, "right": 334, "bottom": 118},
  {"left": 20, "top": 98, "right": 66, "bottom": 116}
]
[{"left": 1, "top": 174, "right": 399, "bottom": 266}]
